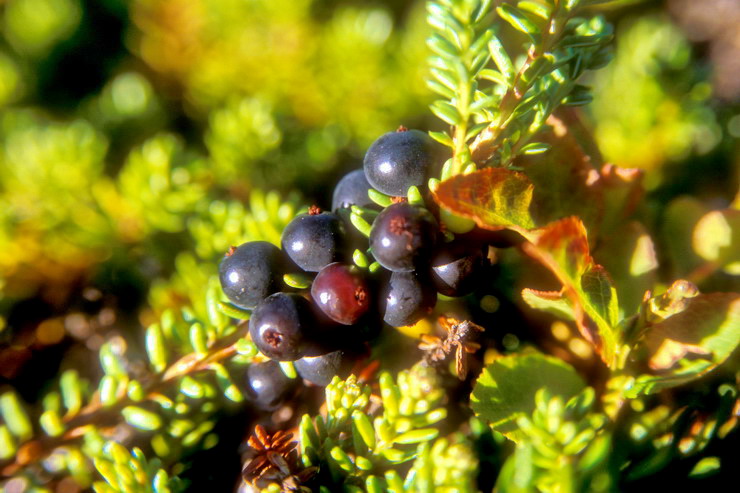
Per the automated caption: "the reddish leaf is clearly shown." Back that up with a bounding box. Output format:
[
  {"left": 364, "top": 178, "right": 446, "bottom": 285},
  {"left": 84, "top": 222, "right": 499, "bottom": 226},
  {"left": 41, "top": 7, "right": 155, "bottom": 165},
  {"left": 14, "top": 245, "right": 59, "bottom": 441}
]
[
  {"left": 521, "top": 217, "right": 620, "bottom": 366},
  {"left": 433, "top": 169, "right": 622, "bottom": 366},
  {"left": 518, "top": 121, "right": 603, "bottom": 235},
  {"left": 432, "top": 168, "right": 535, "bottom": 233}
]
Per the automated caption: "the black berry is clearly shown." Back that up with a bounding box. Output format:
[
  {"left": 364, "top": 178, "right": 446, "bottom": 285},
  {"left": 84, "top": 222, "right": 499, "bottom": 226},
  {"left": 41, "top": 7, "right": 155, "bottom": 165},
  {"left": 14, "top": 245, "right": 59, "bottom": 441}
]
[
  {"left": 295, "top": 350, "right": 348, "bottom": 386},
  {"left": 363, "top": 128, "right": 441, "bottom": 197},
  {"left": 281, "top": 207, "right": 345, "bottom": 272},
  {"left": 311, "top": 263, "right": 371, "bottom": 325},
  {"left": 245, "top": 360, "right": 295, "bottom": 411},
  {"left": 430, "top": 243, "right": 488, "bottom": 297},
  {"left": 219, "top": 241, "right": 285, "bottom": 309},
  {"left": 381, "top": 271, "right": 436, "bottom": 327},
  {"left": 369, "top": 202, "right": 439, "bottom": 272},
  {"left": 249, "top": 293, "right": 319, "bottom": 361},
  {"left": 332, "top": 169, "right": 376, "bottom": 211}
]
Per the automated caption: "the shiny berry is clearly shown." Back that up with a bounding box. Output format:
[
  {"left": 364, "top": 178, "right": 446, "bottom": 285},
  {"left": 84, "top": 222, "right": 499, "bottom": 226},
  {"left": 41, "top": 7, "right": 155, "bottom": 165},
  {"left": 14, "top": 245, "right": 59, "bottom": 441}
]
[
  {"left": 430, "top": 243, "right": 487, "bottom": 297},
  {"left": 363, "top": 128, "right": 442, "bottom": 197},
  {"left": 295, "top": 350, "right": 348, "bottom": 386},
  {"left": 311, "top": 263, "right": 370, "bottom": 325},
  {"left": 381, "top": 271, "right": 436, "bottom": 327},
  {"left": 332, "top": 169, "right": 376, "bottom": 211},
  {"left": 369, "top": 202, "right": 438, "bottom": 272},
  {"left": 281, "top": 206, "right": 345, "bottom": 272},
  {"left": 219, "top": 241, "right": 285, "bottom": 309},
  {"left": 249, "top": 293, "right": 319, "bottom": 361},
  {"left": 245, "top": 360, "right": 295, "bottom": 411}
]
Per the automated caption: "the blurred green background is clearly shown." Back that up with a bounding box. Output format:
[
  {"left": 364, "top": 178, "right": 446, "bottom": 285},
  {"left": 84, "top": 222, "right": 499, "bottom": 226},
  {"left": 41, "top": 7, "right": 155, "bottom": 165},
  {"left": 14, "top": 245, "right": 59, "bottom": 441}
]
[{"left": 0, "top": 0, "right": 738, "bottom": 489}]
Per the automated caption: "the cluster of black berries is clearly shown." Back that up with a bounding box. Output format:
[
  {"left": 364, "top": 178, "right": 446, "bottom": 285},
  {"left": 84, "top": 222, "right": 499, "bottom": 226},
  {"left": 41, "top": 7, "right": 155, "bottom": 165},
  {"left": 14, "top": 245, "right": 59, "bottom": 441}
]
[{"left": 219, "top": 127, "right": 489, "bottom": 409}]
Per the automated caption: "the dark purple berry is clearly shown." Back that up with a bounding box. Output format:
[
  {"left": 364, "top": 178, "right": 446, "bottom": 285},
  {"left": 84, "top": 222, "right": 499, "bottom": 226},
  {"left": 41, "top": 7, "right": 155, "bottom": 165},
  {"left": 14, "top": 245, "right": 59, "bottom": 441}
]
[
  {"left": 249, "top": 293, "right": 319, "bottom": 361},
  {"left": 363, "top": 128, "right": 442, "bottom": 197},
  {"left": 311, "top": 263, "right": 371, "bottom": 325},
  {"left": 430, "top": 243, "right": 488, "bottom": 297},
  {"left": 295, "top": 350, "right": 349, "bottom": 386},
  {"left": 381, "top": 271, "right": 436, "bottom": 327},
  {"left": 281, "top": 206, "right": 345, "bottom": 272},
  {"left": 245, "top": 360, "right": 295, "bottom": 410},
  {"left": 369, "top": 202, "right": 438, "bottom": 272},
  {"left": 219, "top": 241, "right": 285, "bottom": 309},
  {"left": 332, "top": 169, "right": 376, "bottom": 211}
]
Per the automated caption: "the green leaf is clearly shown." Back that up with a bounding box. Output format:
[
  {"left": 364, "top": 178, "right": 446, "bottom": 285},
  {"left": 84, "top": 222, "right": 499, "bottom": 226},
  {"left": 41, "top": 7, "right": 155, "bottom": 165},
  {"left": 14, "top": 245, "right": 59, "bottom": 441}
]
[
  {"left": 689, "top": 457, "right": 721, "bottom": 478},
  {"left": 353, "top": 249, "right": 369, "bottom": 268},
  {"left": 122, "top": 406, "right": 163, "bottom": 431},
  {"left": 520, "top": 142, "right": 551, "bottom": 155},
  {"left": 630, "top": 292, "right": 740, "bottom": 395},
  {"left": 430, "top": 100, "right": 464, "bottom": 126},
  {"left": 517, "top": 0, "right": 553, "bottom": 20},
  {"left": 427, "top": 33, "right": 459, "bottom": 57},
  {"left": 521, "top": 54, "right": 555, "bottom": 84},
  {"left": 430, "top": 68, "right": 459, "bottom": 92},
  {"left": 429, "top": 130, "right": 454, "bottom": 148},
  {"left": 521, "top": 289, "right": 575, "bottom": 320},
  {"left": 407, "top": 186, "right": 424, "bottom": 206},
  {"left": 283, "top": 272, "right": 312, "bottom": 289},
  {"left": 146, "top": 323, "right": 169, "bottom": 373},
  {"left": 427, "top": 79, "right": 455, "bottom": 99},
  {"left": 217, "top": 301, "right": 251, "bottom": 320},
  {"left": 189, "top": 323, "right": 208, "bottom": 354},
  {"left": 662, "top": 196, "right": 707, "bottom": 278},
  {"left": 0, "top": 425, "right": 16, "bottom": 460},
  {"left": 0, "top": 392, "right": 32, "bottom": 441},
  {"left": 39, "top": 410, "right": 64, "bottom": 437},
  {"left": 581, "top": 265, "right": 619, "bottom": 328},
  {"left": 279, "top": 361, "right": 298, "bottom": 379},
  {"left": 489, "top": 36, "right": 515, "bottom": 82},
  {"left": 693, "top": 209, "right": 740, "bottom": 274},
  {"left": 563, "top": 84, "right": 593, "bottom": 106},
  {"left": 393, "top": 428, "right": 439, "bottom": 444},
  {"left": 479, "top": 68, "right": 508, "bottom": 85},
  {"left": 595, "top": 221, "right": 658, "bottom": 316},
  {"left": 432, "top": 168, "right": 536, "bottom": 232},
  {"left": 350, "top": 211, "right": 372, "bottom": 237},
  {"left": 471, "top": 354, "right": 586, "bottom": 441},
  {"left": 368, "top": 188, "right": 392, "bottom": 207},
  {"left": 496, "top": 4, "right": 541, "bottom": 35},
  {"left": 60, "top": 369, "right": 83, "bottom": 416}
]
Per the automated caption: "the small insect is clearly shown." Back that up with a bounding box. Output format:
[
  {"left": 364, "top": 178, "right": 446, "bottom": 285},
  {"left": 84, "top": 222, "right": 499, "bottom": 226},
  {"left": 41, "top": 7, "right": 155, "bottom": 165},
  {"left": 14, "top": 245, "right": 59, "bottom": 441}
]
[{"left": 419, "top": 316, "right": 485, "bottom": 380}]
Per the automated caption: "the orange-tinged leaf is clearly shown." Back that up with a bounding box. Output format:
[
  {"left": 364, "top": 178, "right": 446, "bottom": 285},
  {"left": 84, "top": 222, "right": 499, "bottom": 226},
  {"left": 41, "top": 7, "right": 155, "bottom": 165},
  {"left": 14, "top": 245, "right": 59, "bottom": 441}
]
[
  {"left": 523, "top": 216, "right": 591, "bottom": 276},
  {"left": 521, "top": 217, "right": 619, "bottom": 366},
  {"left": 432, "top": 168, "right": 535, "bottom": 233},
  {"left": 644, "top": 293, "right": 740, "bottom": 371},
  {"left": 629, "top": 292, "right": 740, "bottom": 396},
  {"left": 521, "top": 288, "right": 575, "bottom": 321},
  {"left": 433, "top": 169, "right": 622, "bottom": 366}
]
